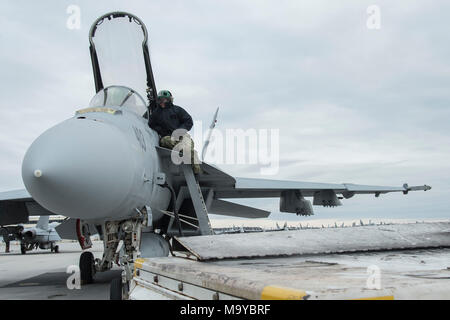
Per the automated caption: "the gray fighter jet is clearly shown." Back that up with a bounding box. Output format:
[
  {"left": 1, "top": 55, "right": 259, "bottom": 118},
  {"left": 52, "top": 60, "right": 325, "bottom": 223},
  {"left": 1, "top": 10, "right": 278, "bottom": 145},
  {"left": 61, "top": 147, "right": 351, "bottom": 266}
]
[
  {"left": 0, "top": 12, "right": 431, "bottom": 296},
  {"left": 19, "top": 216, "right": 61, "bottom": 254},
  {"left": 0, "top": 216, "right": 60, "bottom": 254}
]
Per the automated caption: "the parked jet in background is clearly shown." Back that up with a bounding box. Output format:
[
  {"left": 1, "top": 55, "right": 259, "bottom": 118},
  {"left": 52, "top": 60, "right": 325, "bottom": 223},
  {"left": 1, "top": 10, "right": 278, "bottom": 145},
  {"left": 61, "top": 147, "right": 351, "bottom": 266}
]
[
  {"left": 0, "top": 216, "right": 61, "bottom": 254},
  {"left": 19, "top": 216, "right": 61, "bottom": 254}
]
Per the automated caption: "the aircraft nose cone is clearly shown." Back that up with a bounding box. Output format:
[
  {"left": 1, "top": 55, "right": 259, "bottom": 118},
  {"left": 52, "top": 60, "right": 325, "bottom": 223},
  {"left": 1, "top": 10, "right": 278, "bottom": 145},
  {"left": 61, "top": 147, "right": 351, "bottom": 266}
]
[{"left": 22, "top": 118, "right": 136, "bottom": 219}]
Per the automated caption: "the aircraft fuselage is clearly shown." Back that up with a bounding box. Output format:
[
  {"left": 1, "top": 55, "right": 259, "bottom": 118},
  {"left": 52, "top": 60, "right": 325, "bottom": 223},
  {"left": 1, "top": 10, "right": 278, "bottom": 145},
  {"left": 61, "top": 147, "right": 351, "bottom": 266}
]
[{"left": 22, "top": 107, "right": 171, "bottom": 222}]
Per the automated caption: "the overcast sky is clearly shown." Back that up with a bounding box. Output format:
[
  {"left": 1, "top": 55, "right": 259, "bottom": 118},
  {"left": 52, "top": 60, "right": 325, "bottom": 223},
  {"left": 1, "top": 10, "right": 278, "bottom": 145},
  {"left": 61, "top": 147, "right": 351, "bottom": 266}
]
[{"left": 0, "top": 1, "right": 449, "bottom": 221}]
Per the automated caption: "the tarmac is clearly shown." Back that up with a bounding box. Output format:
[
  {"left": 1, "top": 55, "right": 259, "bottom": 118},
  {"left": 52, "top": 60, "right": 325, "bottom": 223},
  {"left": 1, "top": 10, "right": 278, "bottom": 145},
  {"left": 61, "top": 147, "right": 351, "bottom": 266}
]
[
  {"left": 0, "top": 241, "right": 120, "bottom": 300},
  {"left": 1, "top": 223, "right": 449, "bottom": 300}
]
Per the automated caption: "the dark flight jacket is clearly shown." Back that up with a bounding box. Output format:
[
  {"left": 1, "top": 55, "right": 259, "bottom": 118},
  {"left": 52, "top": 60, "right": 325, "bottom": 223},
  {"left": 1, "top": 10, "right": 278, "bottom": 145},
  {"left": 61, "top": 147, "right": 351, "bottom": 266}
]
[{"left": 148, "top": 103, "right": 193, "bottom": 137}]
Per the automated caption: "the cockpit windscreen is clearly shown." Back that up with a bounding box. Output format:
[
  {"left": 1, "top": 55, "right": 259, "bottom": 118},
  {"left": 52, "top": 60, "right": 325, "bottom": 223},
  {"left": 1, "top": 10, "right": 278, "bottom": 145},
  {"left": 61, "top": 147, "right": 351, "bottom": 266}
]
[{"left": 89, "top": 86, "right": 147, "bottom": 116}]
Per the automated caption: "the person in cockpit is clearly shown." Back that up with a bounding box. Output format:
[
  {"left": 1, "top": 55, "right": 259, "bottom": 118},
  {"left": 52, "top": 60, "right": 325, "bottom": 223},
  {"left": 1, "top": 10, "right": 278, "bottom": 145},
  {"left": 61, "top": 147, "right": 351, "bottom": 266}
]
[{"left": 148, "top": 90, "right": 201, "bottom": 174}]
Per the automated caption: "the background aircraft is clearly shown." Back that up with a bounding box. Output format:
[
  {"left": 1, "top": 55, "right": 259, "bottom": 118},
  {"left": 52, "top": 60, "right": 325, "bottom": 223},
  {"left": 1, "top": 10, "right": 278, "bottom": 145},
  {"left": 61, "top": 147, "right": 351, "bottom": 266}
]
[
  {"left": 0, "top": 12, "right": 431, "bottom": 296},
  {"left": 0, "top": 216, "right": 61, "bottom": 254},
  {"left": 19, "top": 216, "right": 61, "bottom": 254}
]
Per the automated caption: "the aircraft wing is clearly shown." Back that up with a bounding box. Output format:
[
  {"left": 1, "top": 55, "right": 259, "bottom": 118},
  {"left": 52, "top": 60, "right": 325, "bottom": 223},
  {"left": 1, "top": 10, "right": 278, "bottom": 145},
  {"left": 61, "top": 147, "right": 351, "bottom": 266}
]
[
  {"left": 0, "top": 189, "right": 32, "bottom": 201},
  {"left": 0, "top": 189, "right": 57, "bottom": 225},
  {"left": 157, "top": 146, "right": 431, "bottom": 216},
  {"left": 213, "top": 177, "right": 430, "bottom": 216},
  {"left": 214, "top": 178, "right": 431, "bottom": 215},
  {"left": 217, "top": 177, "right": 429, "bottom": 198}
]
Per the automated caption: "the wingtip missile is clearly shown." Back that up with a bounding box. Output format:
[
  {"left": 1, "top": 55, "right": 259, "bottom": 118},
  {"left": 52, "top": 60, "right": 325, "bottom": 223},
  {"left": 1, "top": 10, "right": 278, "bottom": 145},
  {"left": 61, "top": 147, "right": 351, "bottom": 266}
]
[{"left": 403, "top": 183, "right": 432, "bottom": 194}]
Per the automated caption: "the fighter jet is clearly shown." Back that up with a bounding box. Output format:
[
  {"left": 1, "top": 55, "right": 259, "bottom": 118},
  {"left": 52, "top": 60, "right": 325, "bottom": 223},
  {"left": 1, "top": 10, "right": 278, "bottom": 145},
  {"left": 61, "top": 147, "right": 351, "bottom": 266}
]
[
  {"left": 0, "top": 12, "right": 431, "bottom": 297},
  {"left": 0, "top": 216, "right": 60, "bottom": 254},
  {"left": 19, "top": 216, "right": 61, "bottom": 254}
]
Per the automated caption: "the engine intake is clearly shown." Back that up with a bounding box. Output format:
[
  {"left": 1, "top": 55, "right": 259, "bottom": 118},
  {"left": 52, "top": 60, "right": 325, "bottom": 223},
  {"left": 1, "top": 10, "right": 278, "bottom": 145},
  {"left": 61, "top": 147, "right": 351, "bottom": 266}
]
[{"left": 23, "top": 230, "right": 36, "bottom": 239}]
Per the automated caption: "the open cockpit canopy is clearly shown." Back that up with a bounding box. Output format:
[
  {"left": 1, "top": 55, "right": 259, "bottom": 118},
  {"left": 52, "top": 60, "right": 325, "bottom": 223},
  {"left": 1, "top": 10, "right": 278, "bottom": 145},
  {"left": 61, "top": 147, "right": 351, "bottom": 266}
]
[{"left": 89, "top": 12, "right": 158, "bottom": 114}]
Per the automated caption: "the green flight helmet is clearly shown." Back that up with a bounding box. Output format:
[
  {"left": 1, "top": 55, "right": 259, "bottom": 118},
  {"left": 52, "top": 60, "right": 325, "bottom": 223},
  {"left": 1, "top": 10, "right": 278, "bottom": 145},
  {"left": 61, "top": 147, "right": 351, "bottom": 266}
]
[{"left": 157, "top": 90, "right": 174, "bottom": 103}]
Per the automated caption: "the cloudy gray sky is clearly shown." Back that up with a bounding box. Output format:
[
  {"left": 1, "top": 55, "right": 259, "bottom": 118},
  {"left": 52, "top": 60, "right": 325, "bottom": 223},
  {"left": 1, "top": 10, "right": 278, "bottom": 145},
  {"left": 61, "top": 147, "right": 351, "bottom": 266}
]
[{"left": 0, "top": 1, "right": 449, "bottom": 221}]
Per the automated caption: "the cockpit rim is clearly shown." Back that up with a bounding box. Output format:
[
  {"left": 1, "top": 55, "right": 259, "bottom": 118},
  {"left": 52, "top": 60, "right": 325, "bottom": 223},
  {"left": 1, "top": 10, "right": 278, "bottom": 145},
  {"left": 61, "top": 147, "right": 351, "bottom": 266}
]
[{"left": 78, "top": 85, "right": 148, "bottom": 117}]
